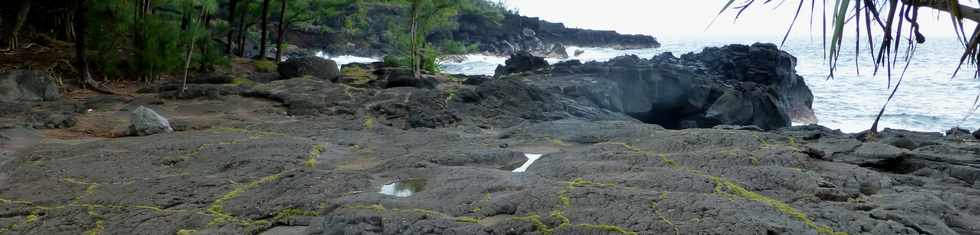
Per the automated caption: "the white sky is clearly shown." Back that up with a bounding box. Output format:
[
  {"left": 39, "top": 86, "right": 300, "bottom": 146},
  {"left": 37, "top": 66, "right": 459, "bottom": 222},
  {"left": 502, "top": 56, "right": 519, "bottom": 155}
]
[{"left": 504, "top": 0, "right": 972, "bottom": 41}]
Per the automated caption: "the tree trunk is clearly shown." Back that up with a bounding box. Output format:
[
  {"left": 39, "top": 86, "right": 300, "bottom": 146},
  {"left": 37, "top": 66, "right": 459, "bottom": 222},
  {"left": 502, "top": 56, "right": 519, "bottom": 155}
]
[
  {"left": 237, "top": 2, "right": 248, "bottom": 56},
  {"left": 410, "top": 3, "right": 420, "bottom": 79},
  {"left": 9, "top": 0, "right": 32, "bottom": 49},
  {"left": 74, "top": 0, "right": 114, "bottom": 94},
  {"left": 181, "top": 7, "right": 207, "bottom": 98},
  {"left": 75, "top": 0, "right": 89, "bottom": 82},
  {"left": 258, "top": 0, "right": 271, "bottom": 60},
  {"left": 200, "top": 12, "right": 212, "bottom": 71},
  {"left": 226, "top": 0, "right": 239, "bottom": 55},
  {"left": 275, "top": 0, "right": 288, "bottom": 62}
]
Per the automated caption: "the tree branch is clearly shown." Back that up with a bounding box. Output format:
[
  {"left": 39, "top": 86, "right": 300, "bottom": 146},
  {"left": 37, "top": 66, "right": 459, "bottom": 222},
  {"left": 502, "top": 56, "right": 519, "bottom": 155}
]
[{"left": 903, "top": 0, "right": 980, "bottom": 23}]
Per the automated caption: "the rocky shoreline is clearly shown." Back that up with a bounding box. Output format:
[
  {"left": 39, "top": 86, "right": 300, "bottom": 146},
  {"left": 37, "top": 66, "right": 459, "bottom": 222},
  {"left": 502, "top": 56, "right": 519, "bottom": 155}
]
[{"left": 1, "top": 44, "right": 979, "bottom": 234}]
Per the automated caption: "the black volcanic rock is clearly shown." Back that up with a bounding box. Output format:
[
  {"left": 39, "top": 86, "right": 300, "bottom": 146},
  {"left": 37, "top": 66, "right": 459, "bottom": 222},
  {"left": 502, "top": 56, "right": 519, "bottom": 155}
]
[
  {"left": 278, "top": 57, "right": 340, "bottom": 80},
  {"left": 494, "top": 51, "right": 549, "bottom": 77},
  {"left": 0, "top": 70, "right": 61, "bottom": 103},
  {"left": 520, "top": 44, "right": 815, "bottom": 130},
  {"left": 682, "top": 43, "right": 816, "bottom": 123}
]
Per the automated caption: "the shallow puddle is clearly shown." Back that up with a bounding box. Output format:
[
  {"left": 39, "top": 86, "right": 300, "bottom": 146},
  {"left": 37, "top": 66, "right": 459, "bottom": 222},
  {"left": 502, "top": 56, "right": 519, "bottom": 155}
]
[
  {"left": 379, "top": 178, "right": 427, "bottom": 197},
  {"left": 513, "top": 153, "right": 543, "bottom": 173}
]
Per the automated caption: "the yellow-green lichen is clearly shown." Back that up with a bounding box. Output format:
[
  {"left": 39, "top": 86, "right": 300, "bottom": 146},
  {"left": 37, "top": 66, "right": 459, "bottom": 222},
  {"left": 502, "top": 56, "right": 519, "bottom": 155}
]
[
  {"left": 650, "top": 192, "right": 679, "bottom": 235},
  {"left": 398, "top": 208, "right": 449, "bottom": 218},
  {"left": 513, "top": 214, "right": 553, "bottom": 235},
  {"left": 550, "top": 210, "right": 570, "bottom": 227},
  {"left": 347, "top": 204, "right": 385, "bottom": 212},
  {"left": 273, "top": 208, "right": 320, "bottom": 222},
  {"left": 575, "top": 223, "right": 637, "bottom": 235},
  {"left": 707, "top": 176, "right": 846, "bottom": 235},
  {"left": 83, "top": 220, "right": 104, "bottom": 235},
  {"left": 176, "top": 229, "right": 197, "bottom": 235},
  {"left": 341, "top": 67, "right": 376, "bottom": 85},
  {"left": 207, "top": 172, "right": 286, "bottom": 225},
  {"left": 363, "top": 116, "right": 376, "bottom": 129},
  {"left": 231, "top": 77, "right": 256, "bottom": 87},
  {"left": 558, "top": 191, "right": 572, "bottom": 207},
  {"left": 659, "top": 154, "right": 677, "bottom": 167},
  {"left": 24, "top": 209, "right": 41, "bottom": 224},
  {"left": 456, "top": 216, "right": 480, "bottom": 224},
  {"left": 602, "top": 142, "right": 644, "bottom": 153}
]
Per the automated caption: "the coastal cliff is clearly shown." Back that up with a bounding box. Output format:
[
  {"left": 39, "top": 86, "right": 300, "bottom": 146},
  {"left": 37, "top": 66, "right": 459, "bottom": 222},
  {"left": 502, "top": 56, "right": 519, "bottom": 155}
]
[{"left": 285, "top": 3, "right": 659, "bottom": 58}]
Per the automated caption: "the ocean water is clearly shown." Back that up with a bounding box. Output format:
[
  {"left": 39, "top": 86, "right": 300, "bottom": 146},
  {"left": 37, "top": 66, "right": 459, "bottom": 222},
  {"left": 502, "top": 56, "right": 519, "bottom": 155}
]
[{"left": 319, "top": 38, "right": 980, "bottom": 133}]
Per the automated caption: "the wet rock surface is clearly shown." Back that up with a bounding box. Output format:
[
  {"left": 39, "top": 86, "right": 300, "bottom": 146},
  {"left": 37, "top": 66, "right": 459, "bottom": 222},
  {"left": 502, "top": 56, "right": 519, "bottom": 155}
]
[{"left": 2, "top": 57, "right": 978, "bottom": 235}]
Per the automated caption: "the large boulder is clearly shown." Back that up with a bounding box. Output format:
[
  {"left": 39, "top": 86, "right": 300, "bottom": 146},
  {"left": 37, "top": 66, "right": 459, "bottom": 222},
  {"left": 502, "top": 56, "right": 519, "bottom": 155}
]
[
  {"left": 682, "top": 43, "right": 817, "bottom": 123},
  {"left": 128, "top": 106, "right": 173, "bottom": 136},
  {"left": 494, "top": 51, "right": 549, "bottom": 77},
  {"left": 974, "top": 128, "right": 980, "bottom": 139},
  {"left": 525, "top": 52, "right": 798, "bottom": 130},
  {"left": 0, "top": 70, "right": 61, "bottom": 102},
  {"left": 278, "top": 57, "right": 340, "bottom": 80}
]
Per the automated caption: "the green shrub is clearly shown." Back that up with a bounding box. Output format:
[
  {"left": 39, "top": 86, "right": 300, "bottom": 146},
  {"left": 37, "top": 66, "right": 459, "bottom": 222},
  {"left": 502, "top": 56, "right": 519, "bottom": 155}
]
[{"left": 254, "top": 60, "right": 277, "bottom": 73}]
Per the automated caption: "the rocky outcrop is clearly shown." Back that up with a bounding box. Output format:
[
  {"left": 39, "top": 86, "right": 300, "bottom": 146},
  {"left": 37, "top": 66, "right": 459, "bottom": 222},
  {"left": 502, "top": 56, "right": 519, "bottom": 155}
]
[
  {"left": 0, "top": 70, "right": 61, "bottom": 102},
  {"left": 128, "top": 106, "right": 173, "bottom": 136},
  {"left": 519, "top": 44, "right": 813, "bottom": 130},
  {"left": 681, "top": 43, "right": 816, "bottom": 123},
  {"left": 493, "top": 51, "right": 549, "bottom": 77},
  {"left": 278, "top": 57, "right": 340, "bottom": 80}
]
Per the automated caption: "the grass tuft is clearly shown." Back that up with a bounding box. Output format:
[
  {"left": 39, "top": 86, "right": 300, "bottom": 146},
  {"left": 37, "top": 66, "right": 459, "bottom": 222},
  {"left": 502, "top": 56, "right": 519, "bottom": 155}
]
[{"left": 305, "top": 144, "right": 325, "bottom": 168}]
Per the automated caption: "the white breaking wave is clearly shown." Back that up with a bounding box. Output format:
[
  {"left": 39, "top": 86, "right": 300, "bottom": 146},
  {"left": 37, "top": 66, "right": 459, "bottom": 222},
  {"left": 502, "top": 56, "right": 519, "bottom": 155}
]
[{"left": 315, "top": 52, "right": 380, "bottom": 68}]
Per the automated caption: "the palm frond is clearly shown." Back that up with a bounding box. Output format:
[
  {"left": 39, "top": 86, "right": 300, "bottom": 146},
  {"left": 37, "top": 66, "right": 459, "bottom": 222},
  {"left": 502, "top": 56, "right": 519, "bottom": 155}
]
[{"left": 717, "top": 0, "right": 980, "bottom": 137}]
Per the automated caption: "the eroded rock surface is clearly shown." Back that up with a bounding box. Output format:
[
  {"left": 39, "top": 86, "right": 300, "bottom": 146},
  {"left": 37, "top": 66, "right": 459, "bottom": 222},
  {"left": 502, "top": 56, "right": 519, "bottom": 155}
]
[
  {"left": 2, "top": 48, "right": 977, "bottom": 235},
  {"left": 3, "top": 113, "right": 979, "bottom": 235}
]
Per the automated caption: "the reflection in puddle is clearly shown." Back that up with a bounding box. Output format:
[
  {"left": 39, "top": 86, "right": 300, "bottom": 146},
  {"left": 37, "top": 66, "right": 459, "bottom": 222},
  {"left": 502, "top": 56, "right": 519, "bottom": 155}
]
[
  {"left": 513, "top": 153, "right": 543, "bottom": 173},
  {"left": 379, "top": 178, "right": 426, "bottom": 197}
]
